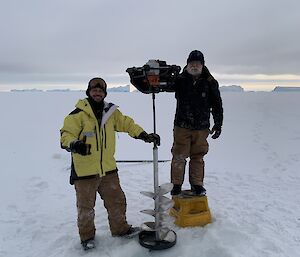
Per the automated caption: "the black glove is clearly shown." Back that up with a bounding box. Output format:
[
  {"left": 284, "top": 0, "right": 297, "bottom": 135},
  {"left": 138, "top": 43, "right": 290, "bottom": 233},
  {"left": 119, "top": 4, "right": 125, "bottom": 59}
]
[
  {"left": 211, "top": 125, "right": 222, "bottom": 139},
  {"left": 70, "top": 136, "right": 91, "bottom": 155},
  {"left": 138, "top": 131, "right": 161, "bottom": 146}
]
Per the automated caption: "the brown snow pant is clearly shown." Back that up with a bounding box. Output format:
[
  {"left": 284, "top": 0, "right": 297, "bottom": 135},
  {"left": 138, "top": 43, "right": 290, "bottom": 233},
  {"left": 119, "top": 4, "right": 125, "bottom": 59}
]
[
  {"left": 171, "top": 126, "right": 210, "bottom": 186},
  {"left": 74, "top": 172, "right": 130, "bottom": 241}
]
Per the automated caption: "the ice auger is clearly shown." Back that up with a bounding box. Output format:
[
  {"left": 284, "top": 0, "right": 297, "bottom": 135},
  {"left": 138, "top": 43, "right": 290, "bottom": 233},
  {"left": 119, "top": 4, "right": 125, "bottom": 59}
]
[{"left": 127, "top": 60, "right": 181, "bottom": 250}]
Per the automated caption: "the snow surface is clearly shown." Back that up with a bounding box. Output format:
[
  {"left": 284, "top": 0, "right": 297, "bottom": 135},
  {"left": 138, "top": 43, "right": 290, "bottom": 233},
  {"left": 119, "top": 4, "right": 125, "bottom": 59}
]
[{"left": 1, "top": 91, "right": 300, "bottom": 257}]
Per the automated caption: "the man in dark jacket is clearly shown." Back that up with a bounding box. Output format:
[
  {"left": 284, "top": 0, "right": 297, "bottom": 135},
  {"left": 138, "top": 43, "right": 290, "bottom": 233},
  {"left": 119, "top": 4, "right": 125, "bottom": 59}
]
[{"left": 170, "top": 50, "right": 223, "bottom": 196}]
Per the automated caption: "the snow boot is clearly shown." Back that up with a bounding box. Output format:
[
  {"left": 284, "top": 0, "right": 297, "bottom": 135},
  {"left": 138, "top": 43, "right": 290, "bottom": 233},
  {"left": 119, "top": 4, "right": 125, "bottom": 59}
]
[
  {"left": 112, "top": 226, "right": 141, "bottom": 238},
  {"left": 81, "top": 238, "right": 95, "bottom": 251},
  {"left": 123, "top": 226, "right": 141, "bottom": 238},
  {"left": 171, "top": 184, "right": 182, "bottom": 195},
  {"left": 191, "top": 185, "right": 206, "bottom": 196}
]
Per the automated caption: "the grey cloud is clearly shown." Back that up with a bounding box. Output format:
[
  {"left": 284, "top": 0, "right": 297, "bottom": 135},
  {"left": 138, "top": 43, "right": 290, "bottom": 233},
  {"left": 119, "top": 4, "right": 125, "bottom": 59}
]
[{"left": 0, "top": 0, "right": 299, "bottom": 87}]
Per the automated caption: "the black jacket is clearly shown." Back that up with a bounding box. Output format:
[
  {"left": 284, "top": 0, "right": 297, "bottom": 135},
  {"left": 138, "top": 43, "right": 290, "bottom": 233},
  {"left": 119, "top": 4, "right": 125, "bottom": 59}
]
[{"left": 171, "top": 66, "right": 223, "bottom": 130}]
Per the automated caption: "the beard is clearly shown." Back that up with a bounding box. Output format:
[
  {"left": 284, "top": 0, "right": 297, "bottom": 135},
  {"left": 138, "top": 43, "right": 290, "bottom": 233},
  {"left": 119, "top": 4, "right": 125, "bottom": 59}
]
[{"left": 186, "top": 66, "right": 203, "bottom": 76}]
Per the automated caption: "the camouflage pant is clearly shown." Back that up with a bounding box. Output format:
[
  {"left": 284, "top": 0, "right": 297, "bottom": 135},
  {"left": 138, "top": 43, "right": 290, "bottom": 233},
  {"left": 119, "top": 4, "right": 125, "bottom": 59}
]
[
  {"left": 74, "top": 172, "right": 130, "bottom": 241},
  {"left": 171, "top": 126, "right": 209, "bottom": 186}
]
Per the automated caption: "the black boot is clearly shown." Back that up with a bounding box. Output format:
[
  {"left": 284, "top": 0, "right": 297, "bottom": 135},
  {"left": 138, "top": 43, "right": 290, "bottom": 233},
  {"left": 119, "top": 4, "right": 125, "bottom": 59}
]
[
  {"left": 171, "top": 184, "right": 182, "bottom": 195},
  {"left": 112, "top": 226, "right": 141, "bottom": 238},
  {"left": 81, "top": 238, "right": 95, "bottom": 251},
  {"left": 122, "top": 226, "right": 141, "bottom": 238},
  {"left": 191, "top": 185, "right": 206, "bottom": 196}
]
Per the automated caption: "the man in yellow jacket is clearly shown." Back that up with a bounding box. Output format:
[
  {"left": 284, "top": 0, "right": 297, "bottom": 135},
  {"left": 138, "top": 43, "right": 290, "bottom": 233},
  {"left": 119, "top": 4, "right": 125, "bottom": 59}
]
[{"left": 60, "top": 77, "right": 159, "bottom": 250}]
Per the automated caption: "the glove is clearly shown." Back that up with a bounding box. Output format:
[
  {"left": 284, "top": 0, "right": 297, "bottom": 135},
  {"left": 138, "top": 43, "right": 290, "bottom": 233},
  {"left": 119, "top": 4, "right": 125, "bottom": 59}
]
[
  {"left": 138, "top": 131, "right": 161, "bottom": 146},
  {"left": 211, "top": 125, "right": 222, "bottom": 139},
  {"left": 70, "top": 136, "right": 91, "bottom": 155}
]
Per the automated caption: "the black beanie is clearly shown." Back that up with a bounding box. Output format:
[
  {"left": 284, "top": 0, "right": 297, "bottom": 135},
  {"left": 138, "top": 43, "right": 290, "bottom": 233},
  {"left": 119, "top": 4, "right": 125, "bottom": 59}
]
[
  {"left": 187, "top": 50, "right": 205, "bottom": 64},
  {"left": 86, "top": 77, "right": 107, "bottom": 97}
]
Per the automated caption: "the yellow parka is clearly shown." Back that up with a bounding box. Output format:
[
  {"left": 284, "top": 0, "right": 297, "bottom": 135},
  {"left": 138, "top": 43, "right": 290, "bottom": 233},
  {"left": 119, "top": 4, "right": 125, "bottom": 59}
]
[{"left": 60, "top": 99, "right": 144, "bottom": 177}]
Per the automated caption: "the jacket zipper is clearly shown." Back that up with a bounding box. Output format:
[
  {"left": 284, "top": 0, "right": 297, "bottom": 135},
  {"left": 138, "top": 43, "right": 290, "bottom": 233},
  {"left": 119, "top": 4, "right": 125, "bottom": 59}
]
[
  {"left": 100, "top": 128, "right": 104, "bottom": 176},
  {"left": 104, "top": 124, "right": 107, "bottom": 149},
  {"left": 95, "top": 126, "right": 99, "bottom": 151}
]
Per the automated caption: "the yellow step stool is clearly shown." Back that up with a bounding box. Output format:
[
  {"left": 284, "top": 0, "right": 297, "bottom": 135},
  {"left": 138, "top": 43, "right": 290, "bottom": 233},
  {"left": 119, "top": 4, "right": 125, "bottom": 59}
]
[{"left": 170, "top": 191, "right": 212, "bottom": 227}]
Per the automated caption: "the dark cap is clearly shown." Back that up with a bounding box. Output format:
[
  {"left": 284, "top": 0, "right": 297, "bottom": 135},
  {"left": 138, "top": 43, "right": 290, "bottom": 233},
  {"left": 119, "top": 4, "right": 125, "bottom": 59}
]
[
  {"left": 187, "top": 50, "right": 205, "bottom": 64},
  {"left": 86, "top": 77, "right": 107, "bottom": 97}
]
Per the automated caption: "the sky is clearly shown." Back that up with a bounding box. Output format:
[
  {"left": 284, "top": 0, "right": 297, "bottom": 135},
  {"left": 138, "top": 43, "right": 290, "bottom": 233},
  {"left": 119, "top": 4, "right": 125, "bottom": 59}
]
[{"left": 0, "top": 0, "right": 299, "bottom": 91}]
